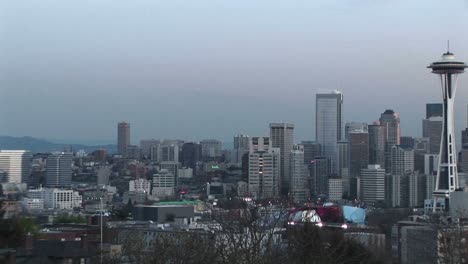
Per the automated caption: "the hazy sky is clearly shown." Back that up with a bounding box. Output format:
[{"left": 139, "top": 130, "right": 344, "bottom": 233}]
[{"left": 1, "top": 0, "right": 468, "bottom": 144}]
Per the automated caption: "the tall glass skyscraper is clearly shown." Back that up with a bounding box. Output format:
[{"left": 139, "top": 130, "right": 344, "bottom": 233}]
[{"left": 315, "top": 90, "right": 343, "bottom": 174}]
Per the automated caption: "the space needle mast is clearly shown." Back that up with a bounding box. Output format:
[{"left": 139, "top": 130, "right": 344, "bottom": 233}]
[{"left": 428, "top": 47, "right": 467, "bottom": 212}]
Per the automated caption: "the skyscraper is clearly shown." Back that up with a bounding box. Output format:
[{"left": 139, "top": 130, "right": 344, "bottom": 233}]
[
  {"left": 140, "top": 139, "right": 160, "bottom": 159},
  {"left": 270, "top": 123, "right": 294, "bottom": 195},
  {"left": 0, "top": 150, "right": 32, "bottom": 184},
  {"left": 290, "top": 145, "right": 307, "bottom": 202},
  {"left": 360, "top": 165, "right": 386, "bottom": 206},
  {"left": 344, "top": 122, "right": 368, "bottom": 140},
  {"left": 233, "top": 134, "right": 250, "bottom": 164},
  {"left": 200, "top": 139, "right": 223, "bottom": 161},
  {"left": 316, "top": 91, "right": 343, "bottom": 174},
  {"left": 379, "top": 109, "right": 401, "bottom": 171},
  {"left": 248, "top": 137, "right": 280, "bottom": 199},
  {"left": 310, "top": 157, "right": 330, "bottom": 197},
  {"left": 428, "top": 51, "right": 466, "bottom": 210},
  {"left": 348, "top": 131, "right": 369, "bottom": 178},
  {"left": 422, "top": 116, "right": 443, "bottom": 154},
  {"left": 117, "top": 122, "right": 130, "bottom": 157},
  {"left": 426, "top": 103, "right": 443, "bottom": 119},
  {"left": 368, "top": 124, "right": 385, "bottom": 168},
  {"left": 46, "top": 152, "right": 73, "bottom": 188},
  {"left": 181, "top": 142, "right": 201, "bottom": 169},
  {"left": 300, "top": 141, "right": 321, "bottom": 164}
]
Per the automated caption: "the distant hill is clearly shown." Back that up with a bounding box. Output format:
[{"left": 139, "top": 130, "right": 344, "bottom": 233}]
[{"left": 0, "top": 136, "right": 116, "bottom": 154}]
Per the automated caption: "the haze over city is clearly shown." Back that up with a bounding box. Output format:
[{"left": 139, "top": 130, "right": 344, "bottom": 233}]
[{"left": 2, "top": 0, "right": 468, "bottom": 143}]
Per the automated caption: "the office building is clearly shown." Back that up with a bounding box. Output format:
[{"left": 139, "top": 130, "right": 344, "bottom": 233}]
[
  {"left": 200, "top": 139, "right": 222, "bottom": 160},
  {"left": 152, "top": 169, "right": 175, "bottom": 198},
  {"left": 140, "top": 139, "right": 160, "bottom": 159},
  {"left": 160, "top": 144, "right": 179, "bottom": 162},
  {"left": 390, "top": 146, "right": 414, "bottom": 207},
  {"left": 423, "top": 116, "right": 443, "bottom": 154},
  {"left": 348, "top": 132, "right": 369, "bottom": 178},
  {"left": 310, "top": 156, "right": 330, "bottom": 197},
  {"left": 426, "top": 103, "right": 443, "bottom": 119},
  {"left": 368, "top": 124, "right": 385, "bottom": 168},
  {"left": 316, "top": 91, "right": 343, "bottom": 174},
  {"left": 248, "top": 137, "right": 281, "bottom": 199},
  {"left": 328, "top": 177, "right": 343, "bottom": 201},
  {"left": 181, "top": 142, "right": 201, "bottom": 169},
  {"left": 233, "top": 134, "right": 250, "bottom": 164},
  {"left": 117, "top": 122, "right": 130, "bottom": 157},
  {"left": 360, "top": 165, "right": 386, "bottom": 206},
  {"left": 380, "top": 109, "right": 401, "bottom": 171},
  {"left": 400, "top": 136, "right": 415, "bottom": 149},
  {"left": 46, "top": 152, "right": 73, "bottom": 188},
  {"left": 301, "top": 141, "right": 321, "bottom": 164},
  {"left": 270, "top": 123, "right": 295, "bottom": 195},
  {"left": 337, "top": 141, "right": 349, "bottom": 176},
  {"left": 425, "top": 154, "right": 439, "bottom": 199},
  {"left": 129, "top": 178, "right": 151, "bottom": 193},
  {"left": 28, "top": 188, "right": 82, "bottom": 210},
  {"left": 160, "top": 161, "right": 179, "bottom": 185},
  {"left": 0, "top": 150, "right": 32, "bottom": 183},
  {"left": 290, "top": 145, "right": 307, "bottom": 202},
  {"left": 344, "top": 122, "right": 368, "bottom": 140}
]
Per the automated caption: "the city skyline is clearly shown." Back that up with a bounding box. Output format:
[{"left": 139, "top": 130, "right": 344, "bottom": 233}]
[{"left": 1, "top": 1, "right": 468, "bottom": 143}]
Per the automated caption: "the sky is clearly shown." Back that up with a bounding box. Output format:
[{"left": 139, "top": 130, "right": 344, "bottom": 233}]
[{"left": 1, "top": 0, "right": 468, "bottom": 145}]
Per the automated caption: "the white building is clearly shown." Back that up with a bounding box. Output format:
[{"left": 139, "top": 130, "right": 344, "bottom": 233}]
[
  {"left": 28, "top": 188, "right": 82, "bottom": 210},
  {"left": 290, "top": 145, "right": 307, "bottom": 202},
  {"left": 129, "top": 178, "right": 151, "bottom": 193},
  {"left": 360, "top": 165, "right": 385, "bottom": 206},
  {"left": 22, "top": 198, "right": 44, "bottom": 211},
  {"left": 328, "top": 178, "right": 343, "bottom": 201},
  {"left": 248, "top": 137, "right": 281, "bottom": 199},
  {"left": 0, "top": 150, "right": 32, "bottom": 183},
  {"left": 316, "top": 91, "right": 343, "bottom": 174},
  {"left": 152, "top": 169, "right": 175, "bottom": 197}
]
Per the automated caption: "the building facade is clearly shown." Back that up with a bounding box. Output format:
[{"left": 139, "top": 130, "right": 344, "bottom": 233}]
[
  {"left": 270, "top": 123, "right": 294, "bottom": 195},
  {"left": 117, "top": 122, "right": 130, "bottom": 157},
  {"left": 316, "top": 91, "right": 343, "bottom": 174},
  {"left": 0, "top": 150, "right": 32, "bottom": 184},
  {"left": 46, "top": 152, "right": 73, "bottom": 188}
]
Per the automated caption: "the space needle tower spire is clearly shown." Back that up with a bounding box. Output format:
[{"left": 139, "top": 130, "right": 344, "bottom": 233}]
[{"left": 428, "top": 49, "right": 467, "bottom": 212}]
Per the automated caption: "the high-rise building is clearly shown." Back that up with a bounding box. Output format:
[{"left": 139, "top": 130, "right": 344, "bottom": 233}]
[
  {"left": 160, "top": 161, "right": 179, "bottom": 186},
  {"left": 426, "top": 103, "right": 443, "bottom": 119},
  {"left": 368, "top": 124, "right": 385, "bottom": 168},
  {"left": 391, "top": 146, "right": 414, "bottom": 176},
  {"left": 117, "top": 122, "right": 130, "bottom": 157},
  {"left": 140, "top": 139, "right": 160, "bottom": 159},
  {"left": 290, "top": 145, "right": 307, "bottom": 202},
  {"left": 348, "top": 132, "right": 369, "bottom": 178},
  {"left": 424, "top": 154, "right": 439, "bottom": 199},
  {"left": 360, "top": 165, "right": 385, "bottom": 206},
  {"left": 270, "top": 123, "right": 295, "bottom": 195},
  {"left": 316, "top": 91, "right": 343, "bottom": 174},
  {"left": 181, "top": 142, "right": 201, "bottom": 169},
  {"left": 461, "top": 128, "right": 468, "bottom": 147},
  {"left": 200, "top": 139, "right": 223, "bottom": 161},
  {"left": 0, "top": 150, "right": 32, "bottom": 184},
  {"left": 344, "top": 122, "right": 368, "bottom": 140},
  {"left": 328, "top": 177, "right": 343, "bottom": 201},
  {"left": 379, "top": 109, "right": 401, "bottom": 171},
  {"left": 160, "top": 144, "right": 179, "bottom": 162},
  {"left": 337, "top": 141, "right": 349, "bottom": 177},
  {"left": 428, "top": 51, "right": 466, "bottom": 210},
  {"left": 301, "top": 141, "right": 321, "bottom": 164},
  {"left": 233, "top": 134, "right": 250, "bottom": 164},
  {"left": 248, "top": 137, "right": 280, "bottom": 199},
  {"left": 422, "top": 116, "right": 443, "bottom": 154},
  {"left": 400, "top": 136, "right": 415, "bottom": 149},
  {"left": 46, "top": 152, "right": 73, "bottom": 188},
  {"left": 310, "top": 156, "right": 330, "bottom": 197},
  {"left": 152, "top": 169, "right": 175, "bottom": 198}
]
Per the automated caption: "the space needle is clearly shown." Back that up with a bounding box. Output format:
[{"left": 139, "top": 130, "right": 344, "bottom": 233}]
[{"left": 428, "top": 49, "right": 467, "bottom": 212}]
